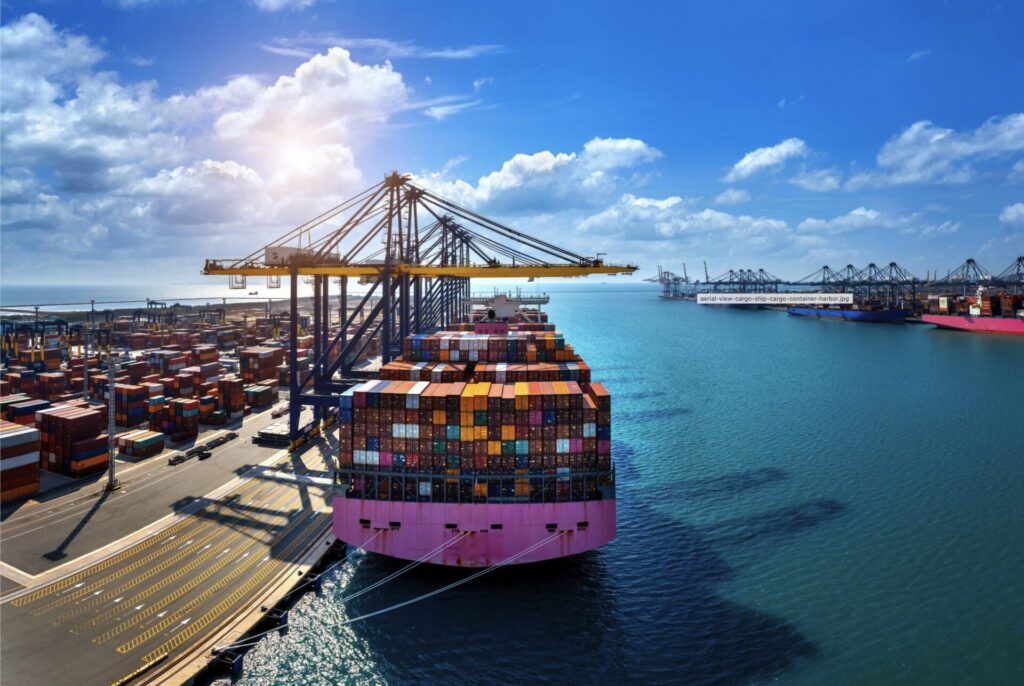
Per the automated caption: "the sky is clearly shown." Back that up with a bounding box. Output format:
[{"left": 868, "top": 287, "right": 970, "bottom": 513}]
[{"left": 1, "top": 0, "right": 1023, "bottom": 289}]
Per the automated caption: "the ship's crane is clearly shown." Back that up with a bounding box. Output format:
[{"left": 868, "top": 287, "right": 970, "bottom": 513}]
[{"left": 203, "top": 172, "right": 637, "bottom": 445}]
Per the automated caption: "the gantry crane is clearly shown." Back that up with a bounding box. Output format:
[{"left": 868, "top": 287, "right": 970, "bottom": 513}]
[{"left": 203, "top": 172, "right": 636, "bottom": 444}]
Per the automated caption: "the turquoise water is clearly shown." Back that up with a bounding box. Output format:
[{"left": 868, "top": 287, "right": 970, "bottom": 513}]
[{"left": 220, "top": 290, "right": 1024, "bottom": 684}]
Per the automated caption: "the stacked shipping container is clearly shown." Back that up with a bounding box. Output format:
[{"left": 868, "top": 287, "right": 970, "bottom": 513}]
[{"left": 1, "top": 420, "right": 40, "bottom": 502}]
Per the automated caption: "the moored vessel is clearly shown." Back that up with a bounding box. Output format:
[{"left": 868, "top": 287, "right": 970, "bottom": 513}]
[
  {"left": 922, "top": 288, "right": 1024, "bottom": 335},
  {"left": 921, "top": 314, "right": 1024, "bottom": 335},
  {"left": 788, "top": 307, "right": 909, "bottom": 323},
  {"left": 333, "top": 295, "right": 615, "bottom": 567}
]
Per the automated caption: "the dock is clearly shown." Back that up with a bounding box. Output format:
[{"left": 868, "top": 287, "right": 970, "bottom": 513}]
[{"left": 1, "top": 410, "right": 338, "bottom": 686}]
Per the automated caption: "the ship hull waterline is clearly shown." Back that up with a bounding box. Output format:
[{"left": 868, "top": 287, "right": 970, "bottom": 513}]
[
  {"left": 922, "top": 314, "right": 1024, "bottom": 335},
  {"left": 333, "top": 497, "right": 616, "bottom": 567},
  {"left": 788, "top": 307, "right": 910, "bottom": 323}
]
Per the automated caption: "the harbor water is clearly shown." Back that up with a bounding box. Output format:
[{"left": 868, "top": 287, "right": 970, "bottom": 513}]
[{"left": 218, "top": 288, "right": 1024, "bottom": 685}]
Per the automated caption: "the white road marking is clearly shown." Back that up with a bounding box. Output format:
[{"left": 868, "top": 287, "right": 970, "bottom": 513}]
[{"left": 169, "top": 618, "right": 191, "bottom": 634}]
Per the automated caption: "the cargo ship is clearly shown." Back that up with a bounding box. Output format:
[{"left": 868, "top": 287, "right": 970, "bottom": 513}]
[
  {"left": 787, "top": 307, "right": 909, "bottom": 323},
  {"left": 922, "top": 289, "right": 1024, "bottom": 335},
  {"left": 922, "top": 314, "right": 1024, "bottom": 335},
  {"left": 333, "top": 296, "right": 615, "bottom": 567}
]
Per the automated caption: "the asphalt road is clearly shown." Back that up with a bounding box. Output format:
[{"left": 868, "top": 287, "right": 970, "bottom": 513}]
[
  {"left": 0, "top": 407, "right": 300, "bottom": 576},
  {"left": 0, "top": 433, "right": 336, "bottom": 686}
]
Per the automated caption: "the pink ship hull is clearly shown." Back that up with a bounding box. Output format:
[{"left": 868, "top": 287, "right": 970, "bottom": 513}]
[
  {"left": 332, "top": 497, "right": 616, "bottom": 567},
  {"left": 923, "top": 314, "right": 1024, "bottom": 335}
]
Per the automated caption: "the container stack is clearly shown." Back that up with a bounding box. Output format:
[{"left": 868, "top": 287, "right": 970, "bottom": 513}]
[
  {"left": 473, "top": 361, "right": 591, "bottom": 384},
  {"left": 240, "top": 347, "right": 284, "bottom": 383},
  {"left": 159, "top": 398, "right": 199, "bottom": 441},
  {"left": 114, "top": 384, "right": 148, "bottom": 427},
  {"left": 192, "top": 345, "right": 219, "bottom": 365},
  {"left": 244, "top": 385, "right": 277, "bottom": 409},
  {"left": 380, "top": 360, "right": 468, "bottom": 382},
  {"left": 4, "top": 398, "right": 50, "bottom": 425},
  {"left": 1, "top": 420, "right": 40, "bottom": 503},
  {"left": 175, "top": 372, "right": 194, "bottom": 399},
  {"left": 337, "top": 378, "right": 608, "bottom": 499},
  {"left": 218, "top": 377, "right": 245, "bottom": 418},
  {"left": 198, "top": 395, "right": 217, "bottom": 423},
  {"left": 401, "top": 331, "right": 574, "bottom": 364},
  {"left": 116, "top": 429, "right": 165, "bottom": 459},
  {"left": 34, "top": 405, "right": 108, "bottom": 476},
  {"left": 35, "top": 372, "right": 67, "bottom": 401}
]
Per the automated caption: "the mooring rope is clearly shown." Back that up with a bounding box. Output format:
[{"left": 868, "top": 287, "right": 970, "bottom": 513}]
[
  {"left": 212, "top": 530, "right": 468, "bottom": 654},
  {"left": 212, "top": 530, "right": 563, "bottom": 655}
]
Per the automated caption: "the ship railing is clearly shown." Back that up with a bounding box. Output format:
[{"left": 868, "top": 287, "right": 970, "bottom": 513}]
[{"left": 335, "top": 468, "right": 613, "bottom": 504}]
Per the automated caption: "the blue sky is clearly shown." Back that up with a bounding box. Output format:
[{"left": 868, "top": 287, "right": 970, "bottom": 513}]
[{"left": 1, "top": 0, "right": 1022, "bottom": 287}]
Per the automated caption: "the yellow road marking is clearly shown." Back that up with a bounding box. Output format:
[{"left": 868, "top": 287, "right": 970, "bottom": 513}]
[
  {"left": 33, "top": 519, "right": 222, "bottom": 616},
  {"left": 10, "top": 511, "right": 215, "bottom": 607},
  {"left": 108, "top": 652, "right": 167, "bottom": 686},
  {"left": 139, "top": 513, "right": 330, "bottom": 663},
  {"left": 87, "top": 488, "right": 298, "bottom": 641},
  {"left": 58, "top": 483, "right": 285, "bottom": 627},
  {"left": 115, "top": 505, "right": 320, "bottom": 654}
]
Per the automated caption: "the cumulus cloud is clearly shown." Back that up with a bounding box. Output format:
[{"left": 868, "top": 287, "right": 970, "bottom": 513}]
[
  {"left": 412, "top": 137, "right": 662, "bottom": 213},
  {"left": 847, "top": 114, "right": 1024, "bottom": 188},
  {"left": 722, "top": 137, "right": 809, "bottom": 182},
  {"left": 0, "top": 13, "right": 414, "bottom": 280},
  {"left": 790, "top": 167, "right": 841, "bottom": 192},
  {"left": 908, "top": 49, "right": 931, "bottom": 62},
  {"left": 1000, "top": 202, "right": 1024, "bottom": 226},
  {"left": 578, "top": 194, "right": 798, "bottom": 257},
  {"left": 714, "top": 188, "right": 751, "bottom": 205},
  {"left": 798, "top": 207, "right": 916, "bottom": 233}
]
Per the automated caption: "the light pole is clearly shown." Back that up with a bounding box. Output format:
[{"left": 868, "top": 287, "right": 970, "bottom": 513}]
[{"left": 105, "top": 342, "right": 121, "bottom": 492}]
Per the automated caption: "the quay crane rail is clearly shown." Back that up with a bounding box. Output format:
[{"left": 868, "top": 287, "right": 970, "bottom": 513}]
[{"left": 202, "top": 172, "right": 636, "bottom": 445}]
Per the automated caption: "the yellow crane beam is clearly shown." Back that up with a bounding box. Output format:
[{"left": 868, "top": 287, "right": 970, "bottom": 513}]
[{"left": 203, "top": 263, "right": 636, "bottom": 279}]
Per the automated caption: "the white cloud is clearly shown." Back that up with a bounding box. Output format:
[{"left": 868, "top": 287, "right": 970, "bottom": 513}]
[
  {"left": 723, "top": 137, "right": 809, "bottom": 182},
  {"left": 1000, "top": 202, "right": 1024, "bottom": 226},
  {"left": 125, "top": 55, "right": 155, "bottom": 67},
  {"left": 581, "top": 137, "right": 662, "bottom": 170},
  {"left": 798, "top": 207, "right": 916, "bottom": 233},
  {"left": 847, "top": 114, "right": 1024, "bottom": 188},
  {"left": 129, "top": 160, "right": 266, "bottom": 225},
  {"left": 260, "top": 44, "right": 316, "bottom": 59},
  {"left": 424, "top": 76, "right": 432, "bottom": 85},
  {"left": 473, "top": 76, "right": 493, "bottom": 92},
  {"left": 0, "top": 14, "right": 415, "bottom": 280},
  {"left": 251, "top": 0, "right": 317, "bottom": 11},
  {"left": 1010, "top": 160, "right": 1024, "bottom": 183},
  {"left": 425, "top": 99, "right": 481, "bottom": 120},
  {"left": 413, "top": 137, "right": 662, "bottom": 213},
  {"left": 790, "top": 167, "right": 841, "bottom": 191},
  {"left": 777, "top": 99, "right": 786, "bottom": 109},
  {"left": 714, "top": 188, "right": 751, "bottom": 205},
  {"left": 919, "top": 221, "right": 960, "bottom": 236},
  {"left": 580, "top": 194, "right": 789, "bottom": 247},
  {"left": 908, "top": 49, "right": 931, "bottom": 62},
  {"left": 268, "top": 35, "right": 502, "bottom": 60}
]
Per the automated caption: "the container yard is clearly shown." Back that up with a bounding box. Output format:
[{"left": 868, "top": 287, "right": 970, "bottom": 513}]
[{"left": 1, "top": 173, "right": 636, "bottom": 686}]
